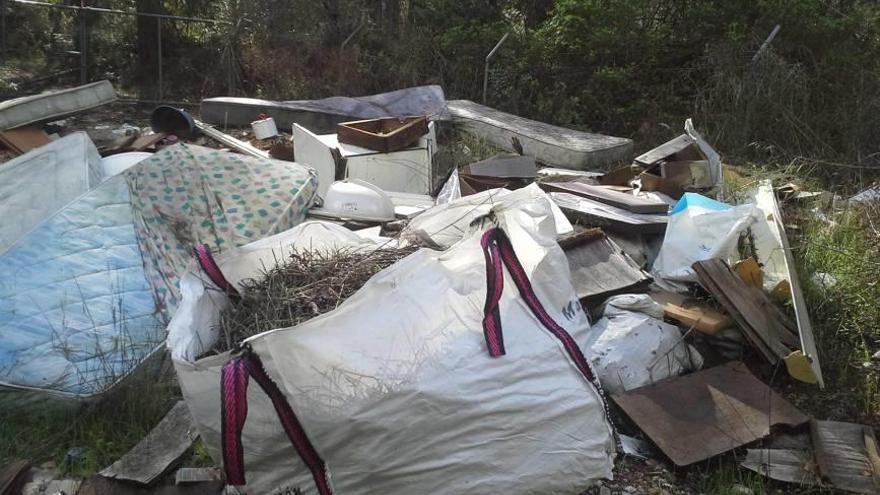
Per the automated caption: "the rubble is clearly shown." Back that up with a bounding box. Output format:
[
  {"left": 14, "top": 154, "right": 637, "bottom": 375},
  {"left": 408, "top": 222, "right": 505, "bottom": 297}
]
[{"left": 0, "top": 82, "right": 870, "bottom": 494}]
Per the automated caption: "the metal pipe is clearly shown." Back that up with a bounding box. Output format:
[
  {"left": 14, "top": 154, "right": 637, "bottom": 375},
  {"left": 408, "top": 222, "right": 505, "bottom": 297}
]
[
  {"left": 157, "top": 17, "right": 163, "bottom": 101},
  {"left": 483, "top": 32, "right": 509, "bottom": 104},
  {"left": 79, "top": 10, "right": 87, "bottom": 84},
  {"left": 752, "top": 24, "right": 781, "bottom": 63},
  {"left": 13, "top": 0, "right": 232, "bottom": 24}
]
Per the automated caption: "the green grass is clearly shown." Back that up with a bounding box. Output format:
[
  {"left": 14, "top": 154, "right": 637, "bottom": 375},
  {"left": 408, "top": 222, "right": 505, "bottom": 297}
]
[{"left": 0, "top": 359, "right": 181, "bottom": 477}]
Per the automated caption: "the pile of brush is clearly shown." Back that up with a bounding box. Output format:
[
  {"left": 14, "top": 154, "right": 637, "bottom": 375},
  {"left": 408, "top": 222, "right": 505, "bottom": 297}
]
[{"left": 213, "top": 246, "right": 417, "bottom": 354}]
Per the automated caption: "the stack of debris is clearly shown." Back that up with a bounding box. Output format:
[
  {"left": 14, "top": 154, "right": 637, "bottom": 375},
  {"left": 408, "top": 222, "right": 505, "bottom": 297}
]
[{"left": 0, "top": 82, "right": 876, "bottom": 495}]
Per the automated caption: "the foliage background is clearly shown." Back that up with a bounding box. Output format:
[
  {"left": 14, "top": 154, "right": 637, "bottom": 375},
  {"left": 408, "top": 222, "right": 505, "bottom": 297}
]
[{"left": 3, "top": 0, "right": 879, "bottom": 182}]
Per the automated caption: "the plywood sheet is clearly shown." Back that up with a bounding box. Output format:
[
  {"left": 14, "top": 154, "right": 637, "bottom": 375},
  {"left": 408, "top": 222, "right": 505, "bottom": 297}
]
[{"left": 612, "top": 361, "right": 808, "bottom": 466}]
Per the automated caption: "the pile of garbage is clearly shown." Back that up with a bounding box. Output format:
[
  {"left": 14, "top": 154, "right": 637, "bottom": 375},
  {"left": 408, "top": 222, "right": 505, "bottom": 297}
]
[{"left": 0, "top": 81, "right": 877, "bottom": 495}]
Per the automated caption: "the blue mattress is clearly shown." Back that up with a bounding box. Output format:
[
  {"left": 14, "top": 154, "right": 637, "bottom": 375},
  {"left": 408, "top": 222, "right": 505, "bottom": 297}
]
[{"left": 0, "top": 175, "right": 166, "bottom": 397}]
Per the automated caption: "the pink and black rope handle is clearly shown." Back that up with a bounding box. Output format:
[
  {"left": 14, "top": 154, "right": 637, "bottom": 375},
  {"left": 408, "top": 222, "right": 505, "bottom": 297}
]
[{"left": 221, "top": 349, "right": 332, "bottom": 495}]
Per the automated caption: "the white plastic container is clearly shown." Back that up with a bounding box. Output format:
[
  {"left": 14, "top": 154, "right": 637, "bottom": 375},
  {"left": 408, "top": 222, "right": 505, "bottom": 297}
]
[{"left": 250, "top": 117, "right": 278, "bottom": 139}]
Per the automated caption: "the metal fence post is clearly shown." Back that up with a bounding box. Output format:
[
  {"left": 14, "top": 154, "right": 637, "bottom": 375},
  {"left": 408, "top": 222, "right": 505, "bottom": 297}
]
[
  {"left": 483, "top": 32, "right": 509, "bottom": 105},
  {"left": 157, "top": 16, "right": 163, "bottom": 101}
]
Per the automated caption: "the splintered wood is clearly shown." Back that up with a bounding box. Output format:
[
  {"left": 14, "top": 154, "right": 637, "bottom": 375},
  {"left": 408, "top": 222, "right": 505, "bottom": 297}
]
[{"left": 692, "top": 258, "right": 799, "bottom": 364}]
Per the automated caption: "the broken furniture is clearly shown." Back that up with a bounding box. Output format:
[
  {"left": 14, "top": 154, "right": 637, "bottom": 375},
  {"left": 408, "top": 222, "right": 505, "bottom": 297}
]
[
  {"left": 446, "top": 99, "right": 633, "bottom": 170},
  {"left": 559, "top": 229, "right": 652, "bottom": 308},
  {"left": 693, "top": 258, "right": 802, "bottom": 373},
  {"left": 337, "top": 116, "right": 428, "bottom": 152},
  {"left": 293, "top": 122, "right": 436, "bottom": 196},
  {"left": 612, "top": 361, "right": 808, "bottom": 466},
  {"left": 0, "top": 80, "right": 117, "bottom": 131},
  {"left": 201, "top": 85, "right": 446, "bottom": 133},
  {"left": 635, "top": 118, "right": 722, "bottom": 195},
  {"left": 550, "top": 192, "right": 668, "bottom": 235},
  {"left": 0, "top": 127, "right": 51, "bottom": 154}
]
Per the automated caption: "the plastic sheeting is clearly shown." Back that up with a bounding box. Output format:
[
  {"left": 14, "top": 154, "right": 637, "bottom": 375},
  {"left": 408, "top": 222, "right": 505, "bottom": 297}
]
[
  {"left": 652, "top": 193, "right": 756, "bottom": 284},
  {"left": 170, "top": 194, "right": 614, "bottom": 494},
  {"left": 585, "top": 294, "right": 703, "bottom": 394},
  {"left": 0, "top": 176, "right": 164, "bottom": 397},
  {"left": 0, "top": 132, "right": 102, "bottom": 254}
]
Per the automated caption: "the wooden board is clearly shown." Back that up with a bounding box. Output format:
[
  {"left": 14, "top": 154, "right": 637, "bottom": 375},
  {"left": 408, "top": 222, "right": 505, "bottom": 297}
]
[
  {"left": 0, "top": 127, "right": 51, "bottom": 155},
  {"left": 541, "top": 181, "right": 669, "bottom": 213},
  {"left": 100, "top": 401, "right": 198, "bottom": 485},
  {"left": 649, "top": 290, "right": 732, "bottom": 335},
  {"left": 562, "top": 232, "right": 652, "bottom": 307},
  {"left": 612, "top": 361, "right": 808, "bottom": 466},
  {"left": 550, "top": 192, "right": 667, "bottom": 235},
  {"left": 741, "top": 449, "right": 820, "bottom": 486},
  {"left": 693, "top": 258, "right": 799, "bottom": 364},
  {"left": 812, "top": 420, "right": 880, "bottom": 494},
  {"left": 0, "top": 460, "right": 30, "bottom": 495},
  {"left": 634, "top": 134, "right": 698, "bottom": 166}
]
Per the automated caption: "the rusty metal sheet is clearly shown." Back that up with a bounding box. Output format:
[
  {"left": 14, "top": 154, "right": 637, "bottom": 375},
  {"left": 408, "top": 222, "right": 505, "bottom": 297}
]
[{"left": 612, "top": 361, "right": 808, "bottom": 466}]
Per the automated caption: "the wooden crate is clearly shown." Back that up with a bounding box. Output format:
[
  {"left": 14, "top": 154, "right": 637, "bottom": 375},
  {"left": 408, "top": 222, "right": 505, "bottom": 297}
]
[{"left": 337, "top": 116, "right": 428, "bottom": 152}]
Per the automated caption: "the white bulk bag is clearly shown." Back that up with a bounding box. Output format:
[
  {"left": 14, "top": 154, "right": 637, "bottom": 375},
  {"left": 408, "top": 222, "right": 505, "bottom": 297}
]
[{"left": 168, "top": 189, "right": 614, "bottom": 494}]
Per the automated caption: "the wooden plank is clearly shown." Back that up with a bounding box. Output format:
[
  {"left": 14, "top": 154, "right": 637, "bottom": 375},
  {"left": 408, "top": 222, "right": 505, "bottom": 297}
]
[
  {"left": 649, "top": 290, "right": 732, "bottom": 335},
  {"left": 541, "top": 180, "right": 669, "bottom": 213},
  {"left": 612, "top": 361, "right": 808, "bottom": 466},
  {"left": 693, "top": 258, "right": 799, "bottom": 364},
  {"left": 550, "top": 192, "right": 667, "bottom": 236},
  {"left": 0, "top": 127, "right": 51, "bottom": 154},
  {"left": 0, "top": 460, "right": 30, "bottom": 495},
  {"left": 175, "top": 467, "right": 222, "bottom": 485},
  {"left": 100, "top": 401, "right": 198, "bottom": 486},
  {"left": 634, "top": 134, "right": 694, "bottom": 166},
  {"left": 741, "top": 449, "right": 820, "bottom": 486},
  {"left": 812, "top": 420, "right": 880, "bottom": 494}
]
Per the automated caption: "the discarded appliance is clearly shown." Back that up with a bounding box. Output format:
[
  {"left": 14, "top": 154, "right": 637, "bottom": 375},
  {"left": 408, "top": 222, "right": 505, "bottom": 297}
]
[
  {"left": 446, "top": 99, "right": 633, "bottom": 170},
  {"left": 559, "top": 229, "right": 652, "bottom": 307},
  {"left": 0, "top": 132, "right": 102, "bottom": 253},
  {"left": 101, "top": 151, "right": 153, "bottom": 178},
  {"left": 612, "top": 361, "right": 808, "bottom": 466},
  {"left": 742, "top": 420, "right": 880, "bottom": 494},
  {"left": 402, "top": 184, "right": 572, "bottom": 248},
  {"left": 385, "top": 191, "right": 434, "bottom": 219},
  {"left": 127, "top": 144, "right": 317, "bottom": 308},
  {"left": 585, "top": 294, "right": 703, "bottom": 394},
  {"left": 168, "top": 195, "right": 614, "bottom": 494},
  {"left": 0, "top": 174, "right": 166, "bottom": 398},
  {"left": 201, "top": 85, "right": 446, "bottom": 133},
  {"left": 635, "top": 118, "right": 722, "bottom": 194},
  {"left": 0, "top": 80, "right": 117, "bottom": 131},
  {"left": 292, "top": 121, "right": 435, "bottom": 195},
  {"left": 542, "top": 180, "right": 669, "bottom": 214},
  {"left": 250, "top": 116, "right": 279, "bottom": 140},
  {"left": 309, "top": 179, "right": 396, "bottom": 223},
  {"left": 0, "top": 126, "right": 50, "bottom": 155},
  {"left": 652, "top": 193, "right": 756, "bottom": 283},
  {"left": 337, "top": 116, "right": 428, "bottom": 152},
  {"left": 751, "top": 180, "right": 824, "bottom": 388},
  {"left": 549, "top": 192, "right": 668, "bottom": 235},
  {"left": 101, "top": 401, "right": 197, "bottom": 486}
]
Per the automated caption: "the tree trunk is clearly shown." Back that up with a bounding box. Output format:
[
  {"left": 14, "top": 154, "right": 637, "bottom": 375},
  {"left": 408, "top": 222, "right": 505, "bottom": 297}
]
[{"left": 136, "top": 0, "right": 163, "bottom": 95}]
